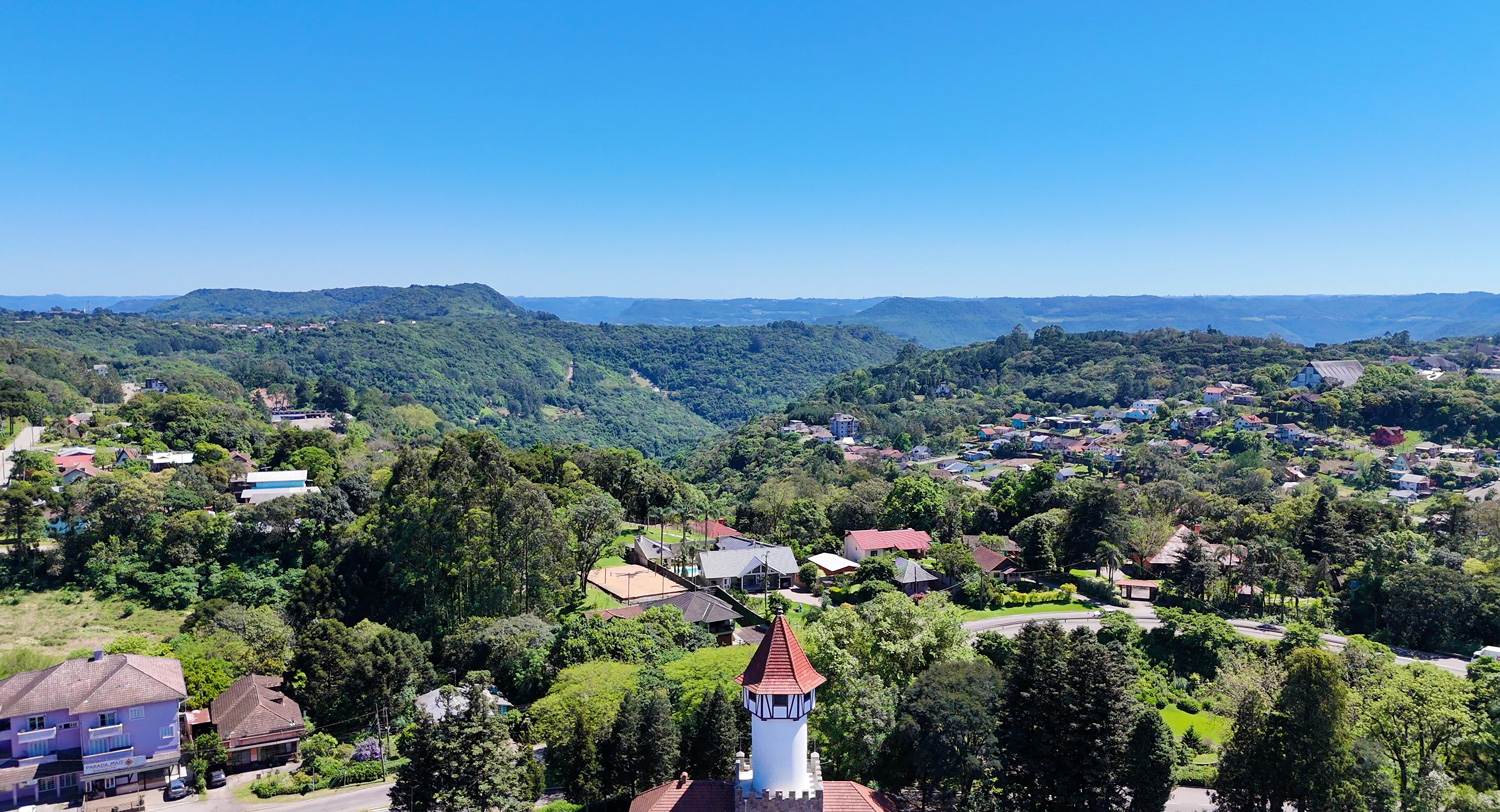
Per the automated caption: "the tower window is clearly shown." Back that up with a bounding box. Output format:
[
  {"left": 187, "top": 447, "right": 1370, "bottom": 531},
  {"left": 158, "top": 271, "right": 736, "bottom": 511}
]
[{"left": 772, "top": 694, "right": 788, "bottom": 708}]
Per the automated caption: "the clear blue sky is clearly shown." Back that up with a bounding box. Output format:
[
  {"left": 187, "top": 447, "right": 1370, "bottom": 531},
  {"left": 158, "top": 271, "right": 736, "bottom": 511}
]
[{"left": 3, "top": 2, "right": 1498, "bottom": 298}]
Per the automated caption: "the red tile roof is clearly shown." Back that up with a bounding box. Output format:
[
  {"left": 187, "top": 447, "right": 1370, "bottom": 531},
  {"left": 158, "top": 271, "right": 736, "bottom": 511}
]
[
  {"left": 585, "top": 605, "right": 646, "bottom": 621},
  {"left": 823, "top": 782, "right": 898, "bottom": 812},
  {"left": 736, "top": 615, "right": 826, "bottom": 694},
  {"left": 691, "top": 520, "right": 740, "bottom": 540},
  {"left": 629, "top": 778, "right": 734, "bottom": 812},
  {"left": 970, "top": 545, "right": 1009, "bottom": 573},
  {"left": 211, "top": 675, "right": 304, "bottom": 748},
  {"left": 844, "top": 528, "right": 932, "bottom": 553}
]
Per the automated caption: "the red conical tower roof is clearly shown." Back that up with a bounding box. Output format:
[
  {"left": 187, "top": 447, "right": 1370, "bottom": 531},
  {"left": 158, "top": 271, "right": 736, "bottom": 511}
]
[{"left": 735, "top": 614, "right": 826, "bottom": 694}]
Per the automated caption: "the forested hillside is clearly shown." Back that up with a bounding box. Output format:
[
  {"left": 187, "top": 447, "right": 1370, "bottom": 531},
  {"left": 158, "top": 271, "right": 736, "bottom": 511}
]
[
  {"left": 145, "top": 283, "right": 527, "bottom": 321},
  {"left": 0, "top": 311, "right": 904, "bottom": 454},
  {"left": 779, "top": 327, "right": 1500, "bottom": 451}
]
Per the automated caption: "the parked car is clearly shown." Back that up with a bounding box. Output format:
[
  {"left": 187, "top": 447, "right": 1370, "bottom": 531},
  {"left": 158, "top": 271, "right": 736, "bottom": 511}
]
[
  {"left": 207, "top": 770, "right": 227, "bottom": 788},
  {"left": 165, "top": 779, "right": 189, "bottom": 800},
  {"left": 1474, "top": 645, "right": 1500, "bottom": 661}
]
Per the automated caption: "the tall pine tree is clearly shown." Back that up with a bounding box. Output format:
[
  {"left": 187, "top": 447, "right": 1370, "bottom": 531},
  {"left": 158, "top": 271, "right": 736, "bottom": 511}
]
[
  {"left": 1122, "top": 710, "right": 1176, "bottom": 812},
  {"left": 392, "top": 685, "right": 534, "bottom": 812},
  {"left": 563, "top": 712, "right": 604, "bottom": 807},
  {"left": 606, "top": 691, "right": 645, "bottom": 796},
  {"left": 687, "top": 686, "right": 740, "bottom": 780},
  {"left": 638, "top": 690, "right": 682, "bottom": 789}
]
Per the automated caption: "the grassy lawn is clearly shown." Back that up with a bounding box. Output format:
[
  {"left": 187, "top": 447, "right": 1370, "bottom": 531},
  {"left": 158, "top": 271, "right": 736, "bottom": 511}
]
[
  {"left": 1389, "top": 430, "right": 1426, "bottom": 454},
  {"left": 594, "top": 554, "right": 628, "bottom": 569},
  {"left": 0, "top": 589, "right": 186, "bottom": 668},
  {"left": 1160, "top": 705, "right": 1231, "bottom": 745},
  {"left": 582, "top": 586, "right": 622, "bottom": 610},
  {"left": 959, "top": 600, "right": 1092, "bottom": 621},
  {"left": 777, "top": 600, "right": 817, "bottom": 632}
]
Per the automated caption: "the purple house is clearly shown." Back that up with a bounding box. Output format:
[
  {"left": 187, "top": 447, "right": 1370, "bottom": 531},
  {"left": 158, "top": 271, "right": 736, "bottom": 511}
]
[{"left": 0, "top": 651, "right": 187, "bottom": 803}]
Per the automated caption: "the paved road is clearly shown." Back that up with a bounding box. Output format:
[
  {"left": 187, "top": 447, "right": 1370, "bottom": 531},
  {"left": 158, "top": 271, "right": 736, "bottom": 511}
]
[
  {"left": 174, "top": 781, "right": 392, "bottom": 812},
  {"left": 1164, "top": 787, "right": 1213, "bottom": 811},
  {"left": 964, "top": 608, "right": 1471, "bottom": 676},
  {"left": 0, "top": 425, "right": 43, "bottom": 487}
]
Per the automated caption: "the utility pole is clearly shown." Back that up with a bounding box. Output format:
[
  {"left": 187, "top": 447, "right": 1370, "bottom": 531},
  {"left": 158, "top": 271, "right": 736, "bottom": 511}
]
[{"left": 376, "top": 707, "right": 388, "bottom": 780}]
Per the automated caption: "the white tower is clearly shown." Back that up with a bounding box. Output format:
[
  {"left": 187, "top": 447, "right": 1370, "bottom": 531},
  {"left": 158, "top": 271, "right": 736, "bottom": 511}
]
[{"left": 736, "top": 613, "right": 826, "bottom": 795}]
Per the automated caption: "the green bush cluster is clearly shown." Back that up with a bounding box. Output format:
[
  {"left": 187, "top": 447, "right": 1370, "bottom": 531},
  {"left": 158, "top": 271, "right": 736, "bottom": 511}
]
[
  {"left": 248, "top": 758, "right": 406, "bottom": 797},
  {"left": 1071, "top": 573, "right": 1124, "bottom": 605}
]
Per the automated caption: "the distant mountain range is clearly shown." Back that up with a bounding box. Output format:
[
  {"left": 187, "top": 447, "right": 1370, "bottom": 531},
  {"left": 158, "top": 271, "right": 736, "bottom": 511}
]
[
  {"left": 0, "top": 294, "right": 175, "bottom": 313},
  {"left": 511, "top": 296, "right": 886, "bottom": 326},
  {"left": 824, "top": 293, "right": 1500, "bottom": 347},
  {"left": 517, "top": 292, "right": 1500, "bottom": 346},
  {"left": 13, "top": 287, "right": 1500, "bottom": 347}
]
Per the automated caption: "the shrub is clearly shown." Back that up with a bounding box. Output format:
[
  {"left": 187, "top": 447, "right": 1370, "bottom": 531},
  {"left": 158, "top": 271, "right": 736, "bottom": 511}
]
[
  {"left": 1174, "top": 764, "right": 1216, "bottom": 788},
  {"left": 1177, "top": 697, "right": 1202, "bottom": 714},
  {"left": 250, "top": 772, "right": 316, "bottom": 798},
  {"left": 1072, "top": 574, "right": 1123, "bottom": 605}
]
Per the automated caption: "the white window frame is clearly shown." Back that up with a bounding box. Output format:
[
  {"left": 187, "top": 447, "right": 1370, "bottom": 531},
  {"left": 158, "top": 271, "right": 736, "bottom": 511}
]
[
  {"left": 61, "top": 773, "right": 78, "bottom": 789},
  {"left": 160, "top": 725, "right": 176, "bottom": 740},
  {"left": 97, "top": 711, "right": 117, "bottom": 727},
  {"left": 128, "top": 706, "right": 145, "bottom": 720},
  {"left": 26, "top": 715, "right": 46, "bottom": 731}
]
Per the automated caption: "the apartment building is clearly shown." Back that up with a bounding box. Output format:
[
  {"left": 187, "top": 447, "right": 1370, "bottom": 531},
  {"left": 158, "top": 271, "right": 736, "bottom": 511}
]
[{"left": 0, "top": 651, "right": 186, "bottom": 804}]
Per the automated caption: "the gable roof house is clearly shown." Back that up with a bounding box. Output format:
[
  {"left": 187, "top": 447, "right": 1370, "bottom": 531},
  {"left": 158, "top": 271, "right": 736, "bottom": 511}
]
[
  {"left": 1290, "top": 360, "right": 1365, "bottom": 390},
  {"left": 691, "top": 520, "right": 741, "bottom": 541},
  {"left": 630, "top": 536, "right": 684, "bottom": 567},
  {"left": 1372, "top": 426, "right": 1407, "bottom": 447},
  {"left": 231, "top": 470, "right": 321, "bottom": 505},
  {"left": 210, "top": 675, "right": 304, "bottom": 769},
  {"left": 807, "top": 552, "right": 859, "bottom": 580},
  {"left": 414, "top": 685, "right": 512, "bottom": 723},
  {"left": 892, "top": 557, "right": 940, "bottom": 596},
  {"left": 842, "top": 529, "right": 932, "bottom": 562},
  {"left": 1141, "top": 526, "right": 1239, "bottom": 573},
  {"left": 697, "top": 546, "right": 799, "bottom": 593},
  {"left": 1233, "top": 415, "right": 1267, "bottom": 431},
  {"left": 146, "top": 450, "right": 194, "bottom": 472},
  {"left": 970, "top": 546, "right": 1022, "bottom": 583}
]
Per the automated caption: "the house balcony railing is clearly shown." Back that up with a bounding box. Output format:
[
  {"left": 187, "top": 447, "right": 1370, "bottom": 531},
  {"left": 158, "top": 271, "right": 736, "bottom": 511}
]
[
  {"left": 89, "top": 722, "right": 125, "bottom": 739},
  {"left": 16, "top": 726, "right": 58, "bottom": 744},
  {"left": 84, "top": 736, "right": 132, "bottom": 757},
  {"left": 18, "top": 752, "right": 58, "bottom": 766}
]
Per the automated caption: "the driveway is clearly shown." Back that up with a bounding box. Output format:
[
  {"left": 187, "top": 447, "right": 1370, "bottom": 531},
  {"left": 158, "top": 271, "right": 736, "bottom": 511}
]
[{"left": 0, "top": 425, "right": 43, "bottom": 487}]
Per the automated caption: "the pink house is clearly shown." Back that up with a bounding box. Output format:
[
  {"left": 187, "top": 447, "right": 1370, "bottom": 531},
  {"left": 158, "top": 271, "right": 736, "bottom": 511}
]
[{"left": 842, "top": 528, "right": 933, "bottom": 561}]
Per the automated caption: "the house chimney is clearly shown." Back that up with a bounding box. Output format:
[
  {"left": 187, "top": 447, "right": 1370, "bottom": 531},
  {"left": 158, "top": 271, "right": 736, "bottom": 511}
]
[
  {"left": 678, "top": 772, "right": 689, "bottom": 788},
  {"left": 91, "top": 649, "right": 104, "bottom": 662}
]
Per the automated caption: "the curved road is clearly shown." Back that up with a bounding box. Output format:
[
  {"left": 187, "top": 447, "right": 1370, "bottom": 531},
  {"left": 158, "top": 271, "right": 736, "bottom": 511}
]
[
  {"left": 964, "top": 607, "right": 1471, "bottom": 676},
  {"left": 0, "top": 425, "right": 43, "bottom": 487}
]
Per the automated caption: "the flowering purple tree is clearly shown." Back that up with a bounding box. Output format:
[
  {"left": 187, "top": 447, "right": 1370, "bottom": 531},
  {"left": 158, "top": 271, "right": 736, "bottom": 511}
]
[{"left": 351, "top": 737, "right": 383, "bottom": 763}]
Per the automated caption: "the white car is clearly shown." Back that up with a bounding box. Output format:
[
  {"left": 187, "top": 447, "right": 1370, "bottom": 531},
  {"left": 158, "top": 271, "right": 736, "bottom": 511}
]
[{"left": 1474, "top": 646, "right": 1500, "bottom": 661}]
